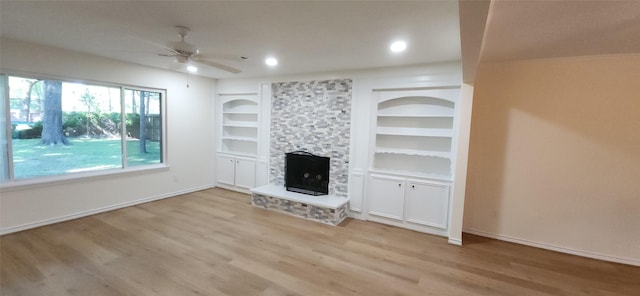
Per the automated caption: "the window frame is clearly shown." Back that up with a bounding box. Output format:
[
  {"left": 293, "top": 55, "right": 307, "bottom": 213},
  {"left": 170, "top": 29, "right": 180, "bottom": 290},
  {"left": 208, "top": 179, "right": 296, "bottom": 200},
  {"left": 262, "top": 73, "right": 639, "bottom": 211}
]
[{"left": 0, "top": 72, "right": 169, "bottom": 191}]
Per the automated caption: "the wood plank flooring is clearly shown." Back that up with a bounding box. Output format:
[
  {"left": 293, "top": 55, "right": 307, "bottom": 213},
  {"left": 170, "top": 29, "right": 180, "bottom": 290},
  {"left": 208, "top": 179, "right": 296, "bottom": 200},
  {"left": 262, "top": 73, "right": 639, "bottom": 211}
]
[{"left": 1, "top": 188, "right": 638, "bottom": 295}]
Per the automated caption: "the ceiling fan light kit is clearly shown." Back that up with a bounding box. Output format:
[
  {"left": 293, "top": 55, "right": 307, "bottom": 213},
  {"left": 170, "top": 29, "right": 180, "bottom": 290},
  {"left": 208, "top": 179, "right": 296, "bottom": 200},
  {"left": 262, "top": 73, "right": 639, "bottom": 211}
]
[{"left": 186, "top": 65, "right": 198, "bottom": 73}]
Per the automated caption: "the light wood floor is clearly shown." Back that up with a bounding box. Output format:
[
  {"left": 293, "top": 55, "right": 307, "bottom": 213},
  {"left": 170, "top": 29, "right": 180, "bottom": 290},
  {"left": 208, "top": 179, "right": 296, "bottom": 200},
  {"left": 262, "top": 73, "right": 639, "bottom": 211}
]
[{"left": 1, "top": 188, "right": 638, "bottom": 295}]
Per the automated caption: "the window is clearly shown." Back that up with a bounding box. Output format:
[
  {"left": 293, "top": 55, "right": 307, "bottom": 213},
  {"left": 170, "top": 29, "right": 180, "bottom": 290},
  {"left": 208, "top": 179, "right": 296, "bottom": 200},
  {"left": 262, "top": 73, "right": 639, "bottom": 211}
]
[{"left": 0, "top": 74, "right": 165, "bottom": 183}]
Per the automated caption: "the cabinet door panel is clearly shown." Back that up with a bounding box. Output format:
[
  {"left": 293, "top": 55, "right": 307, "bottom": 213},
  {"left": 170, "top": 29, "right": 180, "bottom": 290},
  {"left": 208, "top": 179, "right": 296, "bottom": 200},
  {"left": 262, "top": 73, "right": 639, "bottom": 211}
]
[
  {"left": 367, "top": 175, "right": 405, "bottom": 221},
  {"left": 235, "top": 158, "right": 256, "bottom": 189},
  {"left": 405, "top": 181, "right": 449, "bottom": 229},
  {"left": 217, "top": 155, "right": 236, "bottom": 185}
]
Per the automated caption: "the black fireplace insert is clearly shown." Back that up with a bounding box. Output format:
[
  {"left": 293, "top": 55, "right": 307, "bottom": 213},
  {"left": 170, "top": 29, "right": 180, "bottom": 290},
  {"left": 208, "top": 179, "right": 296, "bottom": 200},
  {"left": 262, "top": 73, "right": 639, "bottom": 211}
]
[{"left": 285, "top": 151, "right": 330, "bottom": 196}]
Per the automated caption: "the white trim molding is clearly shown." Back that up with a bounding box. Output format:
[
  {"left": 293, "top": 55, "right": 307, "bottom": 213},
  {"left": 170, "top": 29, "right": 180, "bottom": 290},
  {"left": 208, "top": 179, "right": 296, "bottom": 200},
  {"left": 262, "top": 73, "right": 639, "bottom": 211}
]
[
  {"left": 348, "top": 170, "right": 365, "bottom": 212},
  {"left": 463, "top": 228, "right": 639, "bottom": 267},
  {"left": 448, "top": 237, "right": 462, "bottom": 246},
  {"left": 0, "top": 184, "right": 216, "bottom": 236}
]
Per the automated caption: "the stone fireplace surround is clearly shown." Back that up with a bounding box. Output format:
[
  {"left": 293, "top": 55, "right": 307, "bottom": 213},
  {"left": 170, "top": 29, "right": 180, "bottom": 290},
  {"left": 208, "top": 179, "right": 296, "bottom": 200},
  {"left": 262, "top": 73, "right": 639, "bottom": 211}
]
[
  {"left": 251, "top": 185, "right": 349, "bottom": 225},
  {"left": 251, "top": 79, "right": 352, "bottom": 225}
]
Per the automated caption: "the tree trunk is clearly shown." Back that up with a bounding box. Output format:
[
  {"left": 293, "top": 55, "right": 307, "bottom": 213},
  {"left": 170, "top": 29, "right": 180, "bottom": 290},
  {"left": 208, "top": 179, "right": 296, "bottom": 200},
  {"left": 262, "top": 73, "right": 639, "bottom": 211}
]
[
  {"left": 139, "top": 91, "right": 147, "bottom": 153},
  {"left": 20, "top": 80, "right": 40, "bottom": 122},
  {"left": 40, "top": 80, "right": 70, "bottom": 145}
]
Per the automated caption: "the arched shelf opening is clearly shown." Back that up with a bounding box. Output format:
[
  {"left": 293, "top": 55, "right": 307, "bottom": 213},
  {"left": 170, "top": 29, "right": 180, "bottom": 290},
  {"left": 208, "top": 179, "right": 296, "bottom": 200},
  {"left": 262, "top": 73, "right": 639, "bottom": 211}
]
[
  {"left": 221, "top": 97, "right": 259, "bottom": 157},
  {"left": 373, "top": 95, "right": 456, "bottom": 180}
]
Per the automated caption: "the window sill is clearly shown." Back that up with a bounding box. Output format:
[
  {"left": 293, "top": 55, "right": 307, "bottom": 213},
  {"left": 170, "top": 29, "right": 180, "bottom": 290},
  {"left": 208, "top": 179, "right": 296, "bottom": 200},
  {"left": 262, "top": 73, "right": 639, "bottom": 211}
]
[{"left": 0, "top": 164, "right": 170, "bottom": 193}]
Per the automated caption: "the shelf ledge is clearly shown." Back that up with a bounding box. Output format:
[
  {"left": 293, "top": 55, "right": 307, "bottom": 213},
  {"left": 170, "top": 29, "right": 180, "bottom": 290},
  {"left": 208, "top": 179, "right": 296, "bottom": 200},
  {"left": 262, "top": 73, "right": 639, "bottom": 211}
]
[
  {"left": 223, "top": 111, "right": 258, "bottom": 115},
  {"left": 374, "top": 149, "right": 451, "bottom": 159},
  {"left": 223, "top": 123, "right": 259, "bottom": 128},
  {"left": 377, "top": 114, "right": 454, "bottom": 118},
  {"left": 376, "top": 127, "right": 453, "bottom": 137},
  {"left": 369, "top": 169, "right": 453, "bottom": 182},
  {"left": 222, "top": 136, "right": 257, "bottom": 142}
]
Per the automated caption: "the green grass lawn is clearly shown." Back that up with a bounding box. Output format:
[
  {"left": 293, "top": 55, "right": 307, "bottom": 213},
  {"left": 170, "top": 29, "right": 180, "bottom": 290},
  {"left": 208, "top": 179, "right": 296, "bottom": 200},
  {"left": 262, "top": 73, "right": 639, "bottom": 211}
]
[{"left": 12, "top": 138, "right": 161, "bottom": 179}]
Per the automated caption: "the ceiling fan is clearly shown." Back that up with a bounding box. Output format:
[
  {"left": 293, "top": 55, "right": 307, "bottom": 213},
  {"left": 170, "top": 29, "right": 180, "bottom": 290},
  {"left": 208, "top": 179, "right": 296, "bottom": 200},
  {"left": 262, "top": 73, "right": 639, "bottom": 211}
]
[{"left": 157, "top": 26, "right": 241, "bottom": 74}]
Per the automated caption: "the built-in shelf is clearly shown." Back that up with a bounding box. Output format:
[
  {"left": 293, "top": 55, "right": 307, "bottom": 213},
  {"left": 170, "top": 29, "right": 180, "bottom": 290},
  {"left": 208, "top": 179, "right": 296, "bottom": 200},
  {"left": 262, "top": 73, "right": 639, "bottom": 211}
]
[
  {"left": 374, "top": 148, "right": 451, "bottom": 159},
  {"left": 374, "top": 153, "right": 452, "bottom": 179},
  {"left": 222, "top": 136, "right": 258, "bottom": 142},
  {"left": 377, "top": 114, "right": 454, "bottom": 118},
  {"left": 220, "top": 97, "right": 259, "bottom": 156},
  {"left": 217, "top": 150, "right": 257, "bottom": 158},
  {"left": 222, "top": 100, "right": 258, "bottom": 114},
  {"left": 366, "top": 84, "right": 460, "bottom": 238},
  {"left": 223, "top": 111, "right": 258, "bottom": 115},
  {"left": 372, "top": 92, "right": 456, "bottom": 179},
  {"left": 377, "top": 96, "right": 454, "bottom": 117},
  {"left": 376, "top": 127, "right": 453, "bottom": 137},
  {"left": 223, "top": 121, "right": 259, "bottom": 128},
  {"left": 376, "top": 134, "right": 451, "bottom": 153},
  {"left": 369, "top": 169, "right": 453, "bottom": 182}
]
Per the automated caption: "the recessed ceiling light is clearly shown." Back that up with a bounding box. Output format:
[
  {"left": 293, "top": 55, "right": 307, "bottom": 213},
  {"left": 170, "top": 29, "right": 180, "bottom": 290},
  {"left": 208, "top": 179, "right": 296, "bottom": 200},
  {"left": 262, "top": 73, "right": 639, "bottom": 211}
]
[
  {"left": 186, "top": 65, "right": 198, "bottom": 73},
  {"left": 265, "top": 57, "right": 278, "bottom": 66},
  {"left": 390, "top": 40, "right": 407, "bottom": 53}
]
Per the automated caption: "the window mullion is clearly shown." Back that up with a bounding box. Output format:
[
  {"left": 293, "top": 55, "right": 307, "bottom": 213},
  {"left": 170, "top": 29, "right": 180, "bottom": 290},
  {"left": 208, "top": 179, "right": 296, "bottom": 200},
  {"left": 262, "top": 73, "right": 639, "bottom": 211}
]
[
  {"left": 121, "top": 87, "right": 128, "bottom": 169},
  {"left": 1, "top": 75, "right": 15, "bottom": 181}
]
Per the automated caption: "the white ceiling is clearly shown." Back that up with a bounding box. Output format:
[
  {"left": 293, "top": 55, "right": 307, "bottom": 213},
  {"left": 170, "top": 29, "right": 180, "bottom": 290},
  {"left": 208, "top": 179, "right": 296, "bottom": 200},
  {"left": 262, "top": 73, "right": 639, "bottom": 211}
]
[
  {"left": 0, "top": 1, "right": 463, "bottom": 79},
  {"left": 480, "top": 0, "right": 640, "bottom": 63},
  {"left": 457, "top": 0, "right": 640, "bottom": 82},
  {"left": 4, "top": 1, "right": 640, "bottom": 82}
]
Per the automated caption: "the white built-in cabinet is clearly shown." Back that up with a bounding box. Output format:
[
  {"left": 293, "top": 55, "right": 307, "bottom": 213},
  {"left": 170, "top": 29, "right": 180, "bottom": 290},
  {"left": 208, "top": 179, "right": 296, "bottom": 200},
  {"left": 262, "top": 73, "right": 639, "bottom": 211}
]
[
  {"left": 220, "top": 96, "right": 259, "bottom": 156},
  {"left": 217, "top": 93, "right": 260, "bottom": 192},
  {"left": 368, "top": 174, "right": 450, "bottom": 231},
  {"left": 372, "top": 89, "right": 458, "bottom": 180},
  {"left": 404, "top": 180, "right": 449, "bottom": 229},
  {"left": 217, "top": 154, "right": 256, "bottom": 190},
  {"left": 366, "top": 87, "right": 459, "bottom": 237},
  {"left": 368, "top": 174, "right": 405, "bottom": 220}
]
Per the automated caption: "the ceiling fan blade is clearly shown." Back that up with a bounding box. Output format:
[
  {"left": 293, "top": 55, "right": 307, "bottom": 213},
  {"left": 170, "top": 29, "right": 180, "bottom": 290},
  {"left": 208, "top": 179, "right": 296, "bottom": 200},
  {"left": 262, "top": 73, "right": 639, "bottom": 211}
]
[
  {"left": 158, "top": 53, "right": 178, "bottom": 57},
  {"left": 194, "top": 59, "right": 242, "bottom": 74},
  {"left": 160, "top": 46, "right": 181, "bottom": 56},
  {"left": 127, "top": 34, "right": 180, "bottom": 55},
  {"left": 195, "top": 53, "right": 244, "bottom": 61}
]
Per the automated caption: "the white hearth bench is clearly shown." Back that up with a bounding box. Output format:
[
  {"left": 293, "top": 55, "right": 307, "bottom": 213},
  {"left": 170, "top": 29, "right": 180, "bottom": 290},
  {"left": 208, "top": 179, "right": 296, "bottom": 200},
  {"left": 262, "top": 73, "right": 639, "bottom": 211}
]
[{"left": 250, "top": 184, "right": 349, "bottom": 226}]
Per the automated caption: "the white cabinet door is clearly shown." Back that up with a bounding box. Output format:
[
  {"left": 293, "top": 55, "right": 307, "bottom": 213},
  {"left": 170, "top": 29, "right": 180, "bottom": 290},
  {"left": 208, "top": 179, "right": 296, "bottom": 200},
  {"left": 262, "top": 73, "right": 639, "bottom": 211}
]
[
  {"left": 235, "top": 157, "right": 256, "bottom": 189},
  {"left": 217, "top": 155, "right": 236, "bottom": 186},
  {"left": 367, "top": 174, "right": 405, "bottom": 221},
  {"left": 405, "top": 180, "right": 450, "bottom": 229}
]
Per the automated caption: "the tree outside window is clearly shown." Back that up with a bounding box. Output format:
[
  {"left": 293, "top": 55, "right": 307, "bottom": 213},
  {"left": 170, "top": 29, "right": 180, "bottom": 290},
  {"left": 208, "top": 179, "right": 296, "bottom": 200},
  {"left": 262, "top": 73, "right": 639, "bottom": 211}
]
[{"left": 0, "top": 75, "right": 164, "bottom": 181}]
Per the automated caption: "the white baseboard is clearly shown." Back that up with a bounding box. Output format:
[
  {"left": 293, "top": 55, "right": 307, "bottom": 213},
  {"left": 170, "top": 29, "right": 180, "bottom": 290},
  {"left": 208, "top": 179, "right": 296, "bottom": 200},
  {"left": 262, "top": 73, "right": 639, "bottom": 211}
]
[
  {"left": 348, "top": 211, "right": 367, "bottom": 221},
  {"left": 216, "top": 183, "right": 252, "bottom": 195},
  {"left": 448, "top": 237, "right": 462, "bottom": 246},
  {"left": 0, "top": 184, "right": 216, "bottom": 236},
  {"left": 463, "top": 228, "right": 639, "bottom": 267}
]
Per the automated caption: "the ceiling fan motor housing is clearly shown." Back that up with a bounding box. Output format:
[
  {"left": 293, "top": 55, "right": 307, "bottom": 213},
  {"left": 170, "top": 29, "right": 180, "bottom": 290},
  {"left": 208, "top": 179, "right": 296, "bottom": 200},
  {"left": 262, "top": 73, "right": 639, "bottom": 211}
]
[
  {"left": 174, "top": 42, "right": 198, "bottom": 56},
  {"left": 157, "top": 25, "right": 241, "bottom": 73},
  {"left": 172, "top": 25, "right": 198, "bottom": 62}
]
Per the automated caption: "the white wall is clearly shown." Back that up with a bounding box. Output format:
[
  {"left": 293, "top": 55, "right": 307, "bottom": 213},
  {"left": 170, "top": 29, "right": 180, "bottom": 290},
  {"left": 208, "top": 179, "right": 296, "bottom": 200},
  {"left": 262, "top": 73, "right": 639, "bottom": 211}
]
[
  {"left": 465, "top": 55, "right": 640, "bottom": 266},
  {"left": 448, "top": 83, "right": 474, "bottom": 246},
  {"left": 216, "top": 61, "right": 469, "bottom": 243},
  {"left": 0, "top": 38, "right": 217, "bottom": 234}
]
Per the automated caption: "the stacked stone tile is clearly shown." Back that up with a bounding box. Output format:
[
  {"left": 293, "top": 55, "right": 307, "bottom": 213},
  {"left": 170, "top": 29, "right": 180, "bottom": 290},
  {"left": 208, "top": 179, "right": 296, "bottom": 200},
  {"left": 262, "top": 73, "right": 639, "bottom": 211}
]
[
  {"left": 269, "top": 79, "right": 352, "bottom": 197},
  {"left": 252, "top": 193, "right": 349, "bottom": 226}
]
